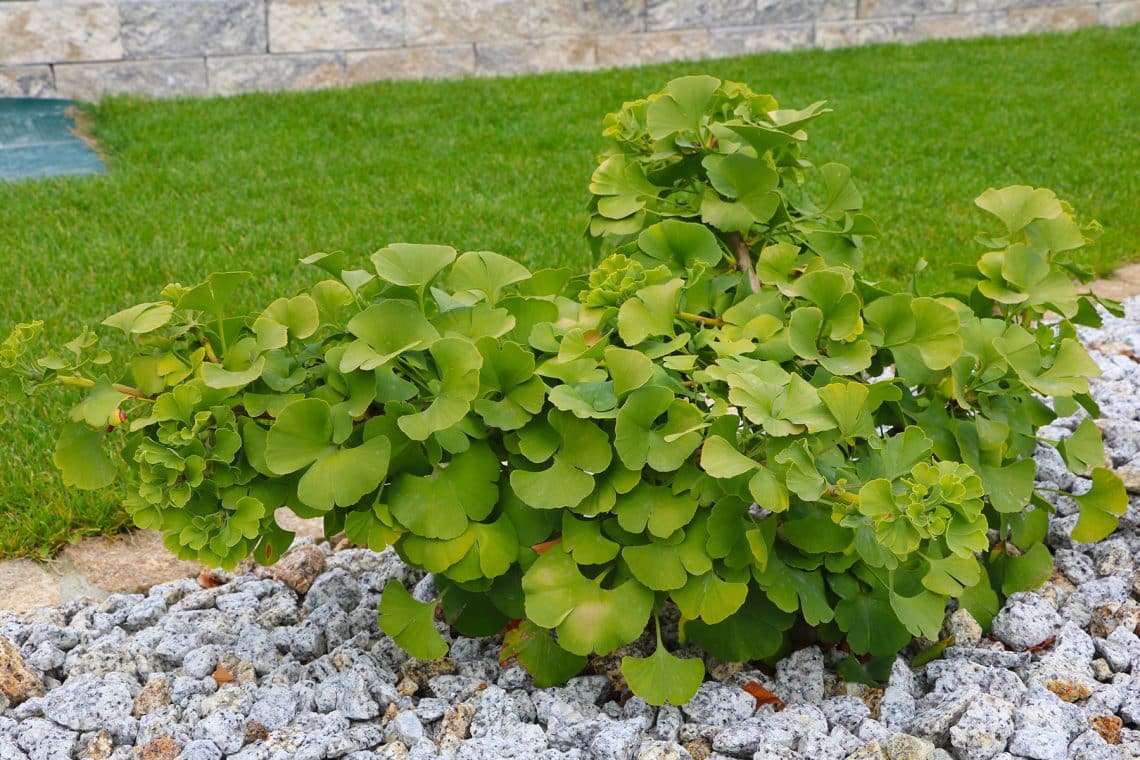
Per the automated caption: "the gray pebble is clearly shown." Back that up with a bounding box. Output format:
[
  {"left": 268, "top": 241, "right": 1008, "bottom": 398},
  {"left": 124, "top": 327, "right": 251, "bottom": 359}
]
[{"left": 991, "top": 593, "right": 1062, "bottom": 650}]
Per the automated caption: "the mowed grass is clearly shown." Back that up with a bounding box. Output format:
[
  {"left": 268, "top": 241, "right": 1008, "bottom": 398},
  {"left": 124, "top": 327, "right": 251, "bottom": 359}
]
[{"left": 0, "top": 25, "right": 1137, "bottom": 559}]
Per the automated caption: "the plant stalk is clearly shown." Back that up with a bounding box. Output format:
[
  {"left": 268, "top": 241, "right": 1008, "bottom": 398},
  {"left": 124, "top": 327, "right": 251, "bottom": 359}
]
[
  {"left": 728, "top": 231, "right": 761, "bottom": 294},
  {"left": 57, "top": 375, "right": 150, "bottom": 400}
]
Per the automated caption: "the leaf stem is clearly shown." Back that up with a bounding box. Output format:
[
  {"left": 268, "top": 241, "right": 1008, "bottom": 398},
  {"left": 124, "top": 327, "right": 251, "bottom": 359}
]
[
  {"left": 677, "top": 311, "right": 725, "bottom": 328},
  {"left": 728, "top": 232, "right": 761, "bottom": 294},
  {"left": 57, "top": 375, "right": 150, "bottom": 400}
]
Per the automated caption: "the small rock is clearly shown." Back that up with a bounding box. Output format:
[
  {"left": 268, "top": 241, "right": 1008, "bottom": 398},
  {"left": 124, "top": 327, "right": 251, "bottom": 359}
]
[
  {"left": 1089, "top": 715, "right": 1124, "bottom": 745},
  {"left": 908, "top": 684, "right": 981, "bottom": 742},
  {"left": 947, "top": 694, "right": 1015, "bottom": 760},
  {"left": 636, "top": 741, "right": 692, "bottom": 760},
  {"left": 42, "top": 673, "right": 134, "bottom": 731},
  {"left": 132, "top": 676, "right": 171, "bottom": 717},
  {"left": 680, "top": 682, "right": 756, "bottom": 727},
  {"left": 940, "top": 609, "right": 983, "bottom": 648},
  {"left": 1089, "top": 601, "right": 1140, "bottom": 638},
  {"left": 0, "top": 635, "right": 44, "bottom": 706},
  {"left": 589, "top": 717, "right": 645, "bottom": 759},
  {"left": 775, "top": 646, "right": 825, "bottom": 704},
  {"left": 884, "top": 732, "right": 935, "bottom": 760},
  {"left": 267, "top": 545, "right": 327, "bottom": 595},
  {"left": 990, "top": 593, "right": 1062, "bottom": 650},
  {"left": 79, "top": 729, "right": 113, "bottom": 760},
  {"left": 140, "top": 734, "right": 181, "bottom": 760}
]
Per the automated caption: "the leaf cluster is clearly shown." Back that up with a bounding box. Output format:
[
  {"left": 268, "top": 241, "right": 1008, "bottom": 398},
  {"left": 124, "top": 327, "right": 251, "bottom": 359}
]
[{"left": 1, "top": 76, "right": 1127, "bottom": 706}]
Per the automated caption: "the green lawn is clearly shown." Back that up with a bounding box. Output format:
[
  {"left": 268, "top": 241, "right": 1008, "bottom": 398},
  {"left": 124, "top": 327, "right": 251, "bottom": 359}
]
[{"left": 1, "top": 25, "right": 1137, "bottom": 559}]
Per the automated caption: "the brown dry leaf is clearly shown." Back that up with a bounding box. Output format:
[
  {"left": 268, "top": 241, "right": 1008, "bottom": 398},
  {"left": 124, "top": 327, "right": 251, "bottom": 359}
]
[
  {"left": 741, "top": 681, "right": 785, "bottom": 711},
  {"left": 1026, "top": 635, "right": 1056, "bottom": 652},
  {"left": 197, "top": 569, "right": 223, "bottom": 589},
  {"left": 530, "top": 538, "right": 563, "bottom": 555},
  {"left": 212, "top": 664, "right": 235, "bottom": 685}
]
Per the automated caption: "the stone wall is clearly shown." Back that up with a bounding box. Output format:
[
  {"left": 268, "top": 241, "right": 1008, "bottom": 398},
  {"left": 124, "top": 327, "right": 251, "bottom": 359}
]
[{"left": 1, "top": 0, "right": 1136, "bottom": 100}]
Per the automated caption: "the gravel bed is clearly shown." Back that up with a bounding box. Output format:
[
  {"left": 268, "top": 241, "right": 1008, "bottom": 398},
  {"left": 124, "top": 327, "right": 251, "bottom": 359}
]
[{"left": 1, "top": 297, "right": 1139, "bottom": 760}]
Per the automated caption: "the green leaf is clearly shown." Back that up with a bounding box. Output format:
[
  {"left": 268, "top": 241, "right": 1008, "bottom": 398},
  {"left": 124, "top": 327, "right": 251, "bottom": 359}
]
[
  {"left": 614, "top": 482, "right": 699, "bottom": 539},
  {"left": 621, "top": 625, "right": 704, "bottom": 706},
  {"left": 1071, "top": 467, "right": 1128, "bottom": 543},
  {"left": 510, "top": 457, "right": 595, "bottom": 510},
  {"left": 343, "top": 300, "right": 441, "bottom": 371},
  {"left": 521, "top": 549, "right": 653, "bottom": 655},
  {"left": 296, "top": 435, "right": 391, "bottom": 512},
  {"left": 645, "top": 75, "right": 720, "bottom": 139},
  {"left": 670, "top": 569, "right": 748, "bottom": 625},
  {"left": 922, "top": 552, "right": 981, "bottom": 596},
  {"left": 637, "top": 220, "right": 724, "bottom": 271},
  {"left": 371, "top": 243, "right": 456, "bottom": 288},
  {"left": 958, "top": 563, "right": 1000, "bottom": 631},
  {"left": 975, "top": 185, "right": 1062, "bottom": 233},
  {"left": 438, "top": 582, "right": 510, "bottom": 637},
  {"left": 819, "top": 163, "right": 862, "bottom": 216},
  {"left": 176, "top": 271, "right": 252, "bottom": 315},
  {"left": 700, "top": 435, "right": 758, "bottom": 479},
  {"left": 500, "top": 621, "right": 587, "bottom": 688},
  {"left": 684, "top": 587, "right": 793, "bottom": 662},
  {"left": 701, "top": 153, "right": 780, "bottom": 229},
  {"left": 397, "top": 337, "right": 483, "bottom": 441},
  {"left": 978, "top": 459, "right": 1036, "bottom": 513},
  {"left": 615, "top": 386, "right": 704, "bottom": 473},
  {"left": 54, "top": 421, "right": 117, "bottom": 489},
  {"left": 604, "top": 347, "right": 655, "bottom": 397},
  {"left": 1057, "top": 418, "right": 1107, "bottom": 476},
  {"left": 254, "top": 295, "right": 320, "bottom": 351},
  {"left": 622, "top": 541, "right": 689, "bottom": 591},
  {"left": 888, "top": 583, "right": 946, "bottom": 640},
  {"left": 834, "top": 590, "right": 910, "bottom": 657},
  {"left": 387, "top": 442, "right": 500, "bottom": 540},
  {"left": 265, "top": 398, "right": 333, "bottom": 474},
  {"left": 995, "top": 541, "right": 1054, "bottom": 595},
  {"left": 378, "top": 580, "right": 447, "bottom": 660},
  {"left": 617, "top": 279, "right": 684, "bottom": 346},
  {"left": 69, "top": 376, "right": 128, "bottom": 427},
  {"left": 102, "top": 302, "right": 174, "bottom": 334},
  {"left": 562, "top": 514, "right": 620, "bottom": 564},
  {"left": 448, "top": 251, "right": 531, "bottom": 305},
  {"left": 201, "top": 356, "right": 266, "bottom": 390}
]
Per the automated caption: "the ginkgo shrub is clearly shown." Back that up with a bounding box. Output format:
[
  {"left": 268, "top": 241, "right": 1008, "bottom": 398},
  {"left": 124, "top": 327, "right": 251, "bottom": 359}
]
[{"left": 1, "top": 76, "right": 1128, "bottom": 706}]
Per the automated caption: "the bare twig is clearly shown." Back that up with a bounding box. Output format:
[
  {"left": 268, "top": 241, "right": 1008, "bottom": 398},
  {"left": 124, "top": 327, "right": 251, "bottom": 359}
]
[{"left": 728, "top": 232, "right": 761, "bottom": 294}]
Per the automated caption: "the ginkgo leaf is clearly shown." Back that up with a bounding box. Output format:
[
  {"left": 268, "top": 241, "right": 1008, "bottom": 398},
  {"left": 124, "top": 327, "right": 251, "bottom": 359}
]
[
  {"left": 378, "top": 580, "right": 447, "bottom": 660},
  {"left": 621, "top": 623, "right": 704, "bottom": 706}
]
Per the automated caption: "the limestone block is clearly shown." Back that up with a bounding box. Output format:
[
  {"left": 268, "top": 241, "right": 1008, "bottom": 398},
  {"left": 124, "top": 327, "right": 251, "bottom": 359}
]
[
  {"left": 707, "top": 23, "right": 813, "bottom": 56},
  {"left": 958, "top": 0, "right": 1071, "bottom": 11},
  {"left": 269, "top": 0, "right": 403, "bottom": 53},
  {"left": 646, "top": 0, "right": 755, "bottom": 31},
  {"left": 406, "top": 0, "right": 641, "bottom": 46},
  {"left": 0, "top": 559, "right": 59, "bottom": 614},
  {"left": 345, "top": 44, "right": 476, "bottom": 83},
  {"left": 120, "top": 0, "right": 267, "bottom": 59},
  {"left": 859, "top": 0, "right": 954, "bottom": 19},
  {"left": 1005, "top": 4, "right": 1099, "bottom": 32},
  {"left": 815, "top": 17, "right": 915, "bottom": 49},
  {"left": 208, "top": 53, "right": 345, "bottom": 95},
  {"left": 754, "top": 0, "right": 855, "bottom": 25},
  {"left": 0, "top": 65, "right": 55, "bottom": 97},
  {"left": 910, "top": 12, "right": 1013, "bottom": 41},
  {"left": 475, "top": 35, "right": 596, "bottom": 76},
  {"left": 596, "top": 29, "right": 709, "bottom": 67},
  {"left": 55, "top": 58, "right": 208, "bottom": 101},
  {"left": 1100, "top": 1, "right": 1140, "bottom": 26},
  {"left": 0, "top": 2, "right": 122, "bottom": 65}
]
